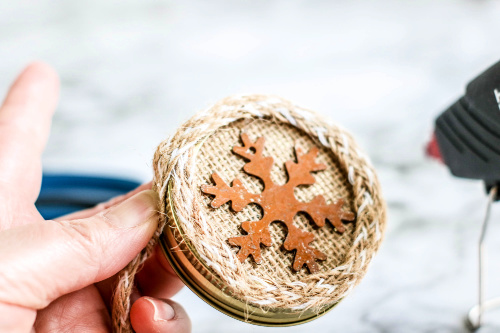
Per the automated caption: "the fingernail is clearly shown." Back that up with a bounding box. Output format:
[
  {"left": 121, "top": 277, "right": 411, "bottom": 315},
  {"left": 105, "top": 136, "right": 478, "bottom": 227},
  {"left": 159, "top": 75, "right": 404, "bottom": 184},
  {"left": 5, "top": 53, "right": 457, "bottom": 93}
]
[
  {"left": 104, "top": 190, "right": 159, "bottom": 228},
  {"left": 145, "top": 297, "right": 175, "bottom": 322}
]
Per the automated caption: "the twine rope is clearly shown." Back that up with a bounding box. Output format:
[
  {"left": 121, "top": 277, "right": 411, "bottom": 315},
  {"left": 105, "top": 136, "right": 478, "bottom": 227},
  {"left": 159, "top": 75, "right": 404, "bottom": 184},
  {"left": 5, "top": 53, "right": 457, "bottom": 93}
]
[{"left": 111, "top": 94, "right": 386, "bottom": 332}]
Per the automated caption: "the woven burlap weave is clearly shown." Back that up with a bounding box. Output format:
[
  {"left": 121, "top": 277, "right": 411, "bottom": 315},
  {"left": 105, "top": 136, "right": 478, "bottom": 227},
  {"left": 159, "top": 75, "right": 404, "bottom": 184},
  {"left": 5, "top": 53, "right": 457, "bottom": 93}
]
[
  {"left": 197, "top": 119, "right": 355, "bottom": 281},
  {"left": 111, "top": 94, "right": 386, "bottom": 332}
]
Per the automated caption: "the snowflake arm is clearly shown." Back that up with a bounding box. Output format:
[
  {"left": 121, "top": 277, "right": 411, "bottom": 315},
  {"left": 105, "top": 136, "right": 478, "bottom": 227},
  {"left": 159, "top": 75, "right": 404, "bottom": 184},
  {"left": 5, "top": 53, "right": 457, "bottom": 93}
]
[
  {"left": 201, "top": 173, "right": 259, "bottom": 212},
  {"left": 233, "top": 133, "right": 275, "bottom": 189},
  {"left": 283, "top": 223, "right": 327, "bottom": 273},
  {"left": 285, "top": 146, "right": 326, "bottom": 187},
  {"left": 302, "top": 196, "right": 355, "bottom": 233},
  {"left": 228, "top": 218, "right": 273, "bottom": 264}
]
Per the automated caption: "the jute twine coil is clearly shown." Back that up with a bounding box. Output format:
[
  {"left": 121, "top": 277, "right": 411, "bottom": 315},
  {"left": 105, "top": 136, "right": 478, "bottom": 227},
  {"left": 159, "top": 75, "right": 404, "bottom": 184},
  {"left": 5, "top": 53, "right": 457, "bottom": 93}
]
[{"left": 111, "top": 94, "right": 386, "bottom": 332}]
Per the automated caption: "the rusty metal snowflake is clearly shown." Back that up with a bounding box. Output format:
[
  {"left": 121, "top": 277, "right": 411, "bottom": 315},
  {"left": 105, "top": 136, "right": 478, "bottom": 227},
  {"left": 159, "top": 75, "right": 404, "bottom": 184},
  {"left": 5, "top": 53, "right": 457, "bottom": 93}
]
[{"left": 201, "top": 133, "right": 355, "bottom": 273}]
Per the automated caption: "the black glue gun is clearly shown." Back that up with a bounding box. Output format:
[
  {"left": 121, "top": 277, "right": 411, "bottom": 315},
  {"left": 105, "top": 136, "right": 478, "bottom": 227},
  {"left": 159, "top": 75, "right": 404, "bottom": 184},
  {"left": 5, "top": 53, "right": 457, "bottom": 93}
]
[
  {"left": 427, "top": 59, "right": 500, "bottom": 330},
  {"left": 427, "top": 60, "right": 500, "bottom": 196}
]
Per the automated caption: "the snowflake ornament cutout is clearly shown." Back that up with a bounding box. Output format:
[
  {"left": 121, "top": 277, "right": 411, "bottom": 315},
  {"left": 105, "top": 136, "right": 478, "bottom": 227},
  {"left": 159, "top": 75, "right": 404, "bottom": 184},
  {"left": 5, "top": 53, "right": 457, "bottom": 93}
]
[{"left": 201, "top": 133, "right": 355, "bottom": 273}]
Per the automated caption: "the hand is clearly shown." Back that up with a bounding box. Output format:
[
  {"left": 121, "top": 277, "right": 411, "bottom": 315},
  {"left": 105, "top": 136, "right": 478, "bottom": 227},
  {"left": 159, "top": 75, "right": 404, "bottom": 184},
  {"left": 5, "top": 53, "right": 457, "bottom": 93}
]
[{"left": 0, "top": 63, "right": 190, "bottom": 332}]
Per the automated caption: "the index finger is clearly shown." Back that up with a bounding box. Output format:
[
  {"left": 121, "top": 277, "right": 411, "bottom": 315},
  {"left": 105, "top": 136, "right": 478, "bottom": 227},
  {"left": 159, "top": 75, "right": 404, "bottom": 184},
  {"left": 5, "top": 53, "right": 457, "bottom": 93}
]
[{"left": 0, "top": 62, "right": 59, "bottom": 201}]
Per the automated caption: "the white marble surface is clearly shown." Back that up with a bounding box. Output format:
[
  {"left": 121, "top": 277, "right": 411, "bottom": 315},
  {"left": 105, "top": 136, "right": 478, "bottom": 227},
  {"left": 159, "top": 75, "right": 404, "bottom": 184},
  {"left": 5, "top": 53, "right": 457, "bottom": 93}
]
[{"left": 2, "top": 0, "right": 500, "bottom": 332}]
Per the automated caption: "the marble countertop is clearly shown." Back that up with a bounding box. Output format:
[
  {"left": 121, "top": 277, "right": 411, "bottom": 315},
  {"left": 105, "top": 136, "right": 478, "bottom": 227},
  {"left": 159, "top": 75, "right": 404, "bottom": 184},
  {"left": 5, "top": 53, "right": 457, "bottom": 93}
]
[{"left": 2, "top": 0, "right": 500, "bottom": 332}]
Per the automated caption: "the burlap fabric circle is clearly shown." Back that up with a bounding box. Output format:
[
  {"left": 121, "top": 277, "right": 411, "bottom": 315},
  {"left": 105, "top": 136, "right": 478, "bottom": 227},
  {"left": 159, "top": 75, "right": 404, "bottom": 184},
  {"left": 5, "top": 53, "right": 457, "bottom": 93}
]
[{"left": 112, "top": 94, "right": 386, "bottom": 331}]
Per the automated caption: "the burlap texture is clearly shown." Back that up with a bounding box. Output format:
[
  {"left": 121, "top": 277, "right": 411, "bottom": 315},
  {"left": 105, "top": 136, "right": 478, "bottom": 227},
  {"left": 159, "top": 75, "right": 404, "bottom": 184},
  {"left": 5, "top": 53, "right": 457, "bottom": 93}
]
[
  {"left": 197, "top": 119, "right": 355, "bottom": 282},
  {"left": 112, "top": 94, "right": 387, "bottom": 331}
]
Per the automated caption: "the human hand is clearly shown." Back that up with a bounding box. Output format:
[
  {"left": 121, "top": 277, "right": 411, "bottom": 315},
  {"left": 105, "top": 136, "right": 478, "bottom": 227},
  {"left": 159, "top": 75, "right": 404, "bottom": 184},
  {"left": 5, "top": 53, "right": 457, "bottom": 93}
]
[{"left": 0, "top": 63, "right": 190, "bottom": 332}]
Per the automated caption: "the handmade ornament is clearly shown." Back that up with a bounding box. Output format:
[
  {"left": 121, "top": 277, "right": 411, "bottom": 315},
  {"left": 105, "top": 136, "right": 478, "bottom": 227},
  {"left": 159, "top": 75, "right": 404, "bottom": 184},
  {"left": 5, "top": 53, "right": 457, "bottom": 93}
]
[{"left": 112, "top": 94, "right": 386, "bottom": 330}]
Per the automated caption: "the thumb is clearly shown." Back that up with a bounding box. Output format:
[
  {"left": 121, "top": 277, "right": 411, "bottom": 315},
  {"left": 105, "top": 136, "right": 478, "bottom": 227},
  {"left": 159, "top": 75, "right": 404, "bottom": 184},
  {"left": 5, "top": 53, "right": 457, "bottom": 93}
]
[{"left": 0, "top": 190, "right": 159, "bottom": 310}]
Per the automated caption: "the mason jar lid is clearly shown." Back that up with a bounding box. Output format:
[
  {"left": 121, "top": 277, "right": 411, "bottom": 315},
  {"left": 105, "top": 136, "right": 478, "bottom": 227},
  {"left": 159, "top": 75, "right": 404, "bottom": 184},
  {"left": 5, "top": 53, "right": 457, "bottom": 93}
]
[{"left": 155, "top": 95, "right": 386, "bottom": 327}]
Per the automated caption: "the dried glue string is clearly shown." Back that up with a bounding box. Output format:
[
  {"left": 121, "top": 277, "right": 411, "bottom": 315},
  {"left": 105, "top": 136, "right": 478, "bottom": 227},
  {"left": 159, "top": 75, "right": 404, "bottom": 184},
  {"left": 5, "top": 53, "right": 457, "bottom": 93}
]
[{"left": 111, "top": 94, "right": 386, "bottom": 332}]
